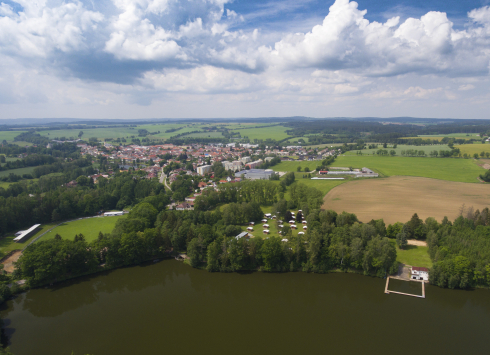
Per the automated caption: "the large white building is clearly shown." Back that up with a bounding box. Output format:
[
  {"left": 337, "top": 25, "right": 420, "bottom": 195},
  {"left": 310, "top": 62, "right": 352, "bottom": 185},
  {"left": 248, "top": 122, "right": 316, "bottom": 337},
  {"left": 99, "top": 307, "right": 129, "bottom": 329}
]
[{"left": 197, "top": 165, "right": 213, "bottom": 176}]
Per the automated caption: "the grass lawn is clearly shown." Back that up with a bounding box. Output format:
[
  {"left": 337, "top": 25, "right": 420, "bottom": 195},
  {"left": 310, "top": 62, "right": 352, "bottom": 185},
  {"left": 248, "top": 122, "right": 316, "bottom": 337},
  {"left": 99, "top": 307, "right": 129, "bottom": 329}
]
[
  {"left": 455, "top": 144, "right": 490, "bottom": 157},
  {"left": 0, "top": 223, "right": 58, "bottom": 257},
  {"left": 0, "top": 166, "right": 37, "bottom": 178},
  {"left": 40, "top": 215, "right": 126, "bottom": 243},
  {"left": 257, "top": 207, "right": 306, "bottom": 239},
  {"left": 390, "top": 240, "right": 432, "bottom": 268},
  {"left": 329, "top": 155, "right": 485, "bottom": 183},
  {"left": 0, "top": 182, "right": 12, "bottom": 189}
]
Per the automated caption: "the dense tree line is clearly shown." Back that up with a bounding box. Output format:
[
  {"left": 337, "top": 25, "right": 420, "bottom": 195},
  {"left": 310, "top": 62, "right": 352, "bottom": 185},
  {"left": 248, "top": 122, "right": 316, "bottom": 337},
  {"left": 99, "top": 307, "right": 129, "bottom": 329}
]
[
  {"left": 0, "top": 142, "right": 79, "bottom": 158},
  {"left": 0, "top": 154, "right": 58, "bottom": 172},
  {"left": 0, "top": 172, "right": 167, "bottom": 236},
  {"left": 426, "top": 209, "right": 490, "bottom": 289}
]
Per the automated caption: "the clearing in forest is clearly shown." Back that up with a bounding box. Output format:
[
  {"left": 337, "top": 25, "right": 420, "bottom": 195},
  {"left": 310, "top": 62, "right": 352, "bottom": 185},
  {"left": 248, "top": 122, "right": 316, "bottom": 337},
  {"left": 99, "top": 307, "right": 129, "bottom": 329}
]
[{"left": 323, "top": 176, "right": 490, "bottom": 225}]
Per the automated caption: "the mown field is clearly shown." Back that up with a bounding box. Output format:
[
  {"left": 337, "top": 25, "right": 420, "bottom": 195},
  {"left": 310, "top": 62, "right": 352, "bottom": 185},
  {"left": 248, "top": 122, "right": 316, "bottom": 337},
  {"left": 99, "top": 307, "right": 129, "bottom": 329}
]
[
  {"left": 272, "top": 161, "right": 322, "bottom": 172},
  {"left": 0, "top": 131, "right": 26, "bottom": 142},
  {"left": 40, "top": 215, "right": 126, "bottom": 243},
  {"left": 0, "top": 166, "right": 37, "bottom": 178},
  {"left": 345, "top": 144, "right": 452, "bottom": 156},
  {"left": 0, "top": 223, "right": 58, "bottom": 256},
  {"left": 455, "top": 143, "right": 490, "bottom": 156},
  {"left": 230, "top": 125, "right": 291, "bottom": 141},
  {"left": 330, "top": 155, "right": 485, "bottom": 183},
  {"left": 391, "top": 242, "right": 432, "bottom": 268},
  {"left": 323, "top": 176, "right": 490, "bottom": 224}
]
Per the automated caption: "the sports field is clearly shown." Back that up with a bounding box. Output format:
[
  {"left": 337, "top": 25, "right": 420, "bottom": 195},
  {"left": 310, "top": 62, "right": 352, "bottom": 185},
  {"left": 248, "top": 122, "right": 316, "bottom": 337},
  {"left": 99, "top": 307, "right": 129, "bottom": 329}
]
[
  {"left": 40, "top": 215, "right": 126, "bottom": 243},
  {"left": 323, "top": 176, "right": 490, "bottom": 224}
]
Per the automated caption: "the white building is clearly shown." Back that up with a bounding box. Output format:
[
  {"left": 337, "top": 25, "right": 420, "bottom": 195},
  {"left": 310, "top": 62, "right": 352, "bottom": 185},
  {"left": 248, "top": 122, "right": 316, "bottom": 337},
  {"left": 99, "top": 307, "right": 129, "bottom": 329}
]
[
  {"left": 196, "top": 165, "right": 213, "bottom": 176},
  {"left": 411, "top": 267, "right": 429, "bottom": 281}
]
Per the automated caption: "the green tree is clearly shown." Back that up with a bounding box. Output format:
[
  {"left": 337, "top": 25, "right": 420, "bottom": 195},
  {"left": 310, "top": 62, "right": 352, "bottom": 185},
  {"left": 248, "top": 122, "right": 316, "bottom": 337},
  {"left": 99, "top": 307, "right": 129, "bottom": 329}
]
[
  {"left": 396, "top": 232, "right": 408, "bottom": 249},
  {"left": 297, "top": 166, "right": 302, "bottom": 172},
  {"left": 261, "top": 237, "right": 283, "bottom": 271}
]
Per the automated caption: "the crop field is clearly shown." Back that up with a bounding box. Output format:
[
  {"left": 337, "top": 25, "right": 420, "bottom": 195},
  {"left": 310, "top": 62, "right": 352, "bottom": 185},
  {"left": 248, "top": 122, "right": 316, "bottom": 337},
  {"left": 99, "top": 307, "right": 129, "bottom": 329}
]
[
  {"left": 40, "top": 215, "right": 126, "bottom": 243},
  {"left": 0, "top": 131, "right": 25, "bottom": 142},
  {"left": 0, "top": 166, "right": 37, "bottom": 178},
  {"left": 231, "top": 125, "right": 291, "bottom": 141},
  {"left": 39, "top": 127, "right": 138, "bottom": 140},
  {"left": 345, "top": 144, "right": 452, "bottom": 156},
  {"left": 330, "top": 155, "right": 485, "bottom": 183},
  {"left": 455, "top": 144, "right": 490, "bottom": 156},
  {"left": 323, "top": 176, "right": 490, "bottom": 224}
]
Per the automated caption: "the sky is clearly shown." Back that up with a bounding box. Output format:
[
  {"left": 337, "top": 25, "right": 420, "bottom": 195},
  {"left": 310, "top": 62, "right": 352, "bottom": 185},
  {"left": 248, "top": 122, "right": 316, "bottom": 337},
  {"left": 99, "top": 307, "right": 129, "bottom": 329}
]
[{"left": 0, "top": 0, "right": 490, "bottom": 119}]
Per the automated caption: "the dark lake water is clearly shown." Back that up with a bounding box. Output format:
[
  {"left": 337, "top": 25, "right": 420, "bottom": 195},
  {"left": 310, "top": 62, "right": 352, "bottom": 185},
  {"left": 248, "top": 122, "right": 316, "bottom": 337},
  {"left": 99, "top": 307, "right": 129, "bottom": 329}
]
[{"left": 1, "top": 260, "right": 489, "bottom": 355}]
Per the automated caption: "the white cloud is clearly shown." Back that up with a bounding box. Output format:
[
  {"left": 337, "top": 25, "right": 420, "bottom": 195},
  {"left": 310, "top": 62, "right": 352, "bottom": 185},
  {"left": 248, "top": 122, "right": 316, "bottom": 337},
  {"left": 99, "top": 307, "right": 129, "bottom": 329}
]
[{"left": 0, "top": 0, "right": 490, "bottom": 118}]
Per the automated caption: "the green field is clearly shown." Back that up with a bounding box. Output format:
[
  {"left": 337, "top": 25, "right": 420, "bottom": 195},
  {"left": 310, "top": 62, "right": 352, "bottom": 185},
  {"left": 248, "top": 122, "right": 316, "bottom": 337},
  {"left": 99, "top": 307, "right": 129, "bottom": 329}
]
[
  {"left": 0, "top": 131, "right": 25, "bottom": 142},
  {"left": 404, "top": 133, "right": 480, "bottom": 141},
  {"left": 0, "top": 166, "right": 37, "bottom": 178},
  {"left": 0, "top": 223, "right": 58, "bottom": 256},
  {"left": 272, "top": 161, "right": 324, "bottom": 172},
  {"left": 455, "top": 143, "right": 490, "bottom": 156},
  {"left": 331, "top": 155, "right": 484, "bottom": 183},
  {"left": 40, "top": 215, "right": 126, "bottom": 243},
  {"left": 390, "top": 241, "right": 432, "bottom": 268},
  {"left": 231, "top": 125, "right": 291, "bottom": 141},
  {"left": 347, "top": 144, "right": 452, "bottom": 156},
  {"left": 182, "top": 131, "right": 224, "bottom": 138}
]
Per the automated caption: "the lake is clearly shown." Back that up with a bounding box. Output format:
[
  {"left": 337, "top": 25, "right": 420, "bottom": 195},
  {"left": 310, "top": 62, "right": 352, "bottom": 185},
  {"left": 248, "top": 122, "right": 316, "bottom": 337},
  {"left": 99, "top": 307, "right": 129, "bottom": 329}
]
[{"left": 1, "top": 260, "right": 489, "bottom": 355}]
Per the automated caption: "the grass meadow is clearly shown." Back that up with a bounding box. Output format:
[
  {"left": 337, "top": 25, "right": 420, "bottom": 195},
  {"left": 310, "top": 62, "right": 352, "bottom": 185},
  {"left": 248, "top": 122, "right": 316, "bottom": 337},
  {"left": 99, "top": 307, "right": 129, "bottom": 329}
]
[
  {"left": 390, "top": 241, "right": 432, "bottom": 268},
  {"left": 0, "top": 223, "right": 58, "bottom": 256},
  {"left": 0, "top": 131, "right": 25, "bottom": 142},
  {"left": 0, "top": 166, "right": 37, "bottom": 178},
  {"left": 231, "top": 125, "right": 291, "bottom": 141},
  {"left": 455, "top": 143, "right": 490, "bottom": 156},
  {"left": 330, "top": 155, "right": 485, "bottom": 183},
  {"left": 403, "top": 133, "right": 480, "bottom": 141},
  {"left": 40, "top": 215, "right": 126, "bottom": 243},
  {"left": 345, "top": 144, "right": 452, "bottom": 156}
]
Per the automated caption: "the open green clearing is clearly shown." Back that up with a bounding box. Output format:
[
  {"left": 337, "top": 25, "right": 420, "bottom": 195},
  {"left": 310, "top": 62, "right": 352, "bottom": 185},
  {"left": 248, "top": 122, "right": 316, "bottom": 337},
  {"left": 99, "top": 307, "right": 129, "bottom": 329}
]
[
  {"left": 231, "top": 125, "right": 290, "bottom": 141},
  {"left": 0, "top": 223, "right": 58, "bottom": 256},
  {"left": 332, "top": 155, "right": 484, "bottom": 183},
  {"left": 0, "top": 131, "right": 26, "bottom": 142},
  {"left": 40, "top": 215, "right": 126, "bottom": 243},
  {"left": 455, "top": 144, "right": 490, "bottom": 156},
  {"left": 404, "top": 133, "right": 480, "bottom": 141},
  {"left": 345, "top": 144, "right": 452, "bottom": 156},
  {"left": 0, "top": 166, "right": 37, "bottom": 178},
  {"left": 273, "top": 156, "right": 485, "bottom": 183},
  {"left": 390, "top": 241, "right": 432, "bottom": 268}
]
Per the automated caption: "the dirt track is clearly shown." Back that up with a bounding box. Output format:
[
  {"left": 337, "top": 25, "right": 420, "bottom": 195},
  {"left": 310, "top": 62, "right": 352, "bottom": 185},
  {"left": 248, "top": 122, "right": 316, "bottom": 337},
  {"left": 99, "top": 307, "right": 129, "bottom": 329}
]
[
  {"left": 323, "top": 176, "right": 490, "bottom": 224},
  {"left": 1, "top": 250, "right": 22, "bottom": 273}
]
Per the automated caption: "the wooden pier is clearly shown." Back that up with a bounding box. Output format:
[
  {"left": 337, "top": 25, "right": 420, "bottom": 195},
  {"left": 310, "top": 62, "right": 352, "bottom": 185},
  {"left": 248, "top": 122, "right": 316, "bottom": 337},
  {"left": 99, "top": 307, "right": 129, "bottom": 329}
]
[{"left": 384, "top": 276, "right": 425, "bottom": 299}]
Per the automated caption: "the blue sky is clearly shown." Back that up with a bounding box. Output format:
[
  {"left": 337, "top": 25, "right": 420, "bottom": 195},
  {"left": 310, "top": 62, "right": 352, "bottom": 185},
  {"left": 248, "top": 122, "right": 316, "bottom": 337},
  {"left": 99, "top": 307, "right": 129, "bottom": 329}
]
[{"left": 0, "top": 0, "right": 490, "bottom": 119}]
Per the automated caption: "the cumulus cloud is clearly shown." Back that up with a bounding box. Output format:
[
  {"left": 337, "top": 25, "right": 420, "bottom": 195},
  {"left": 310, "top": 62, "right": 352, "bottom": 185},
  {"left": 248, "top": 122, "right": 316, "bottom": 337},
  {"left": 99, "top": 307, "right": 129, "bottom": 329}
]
[
  {"left": 270, "top": 0, "right": 490, "bottom": 77},
  {"left": 0, "top": 0, "right": 490, "bottom": 117}
]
